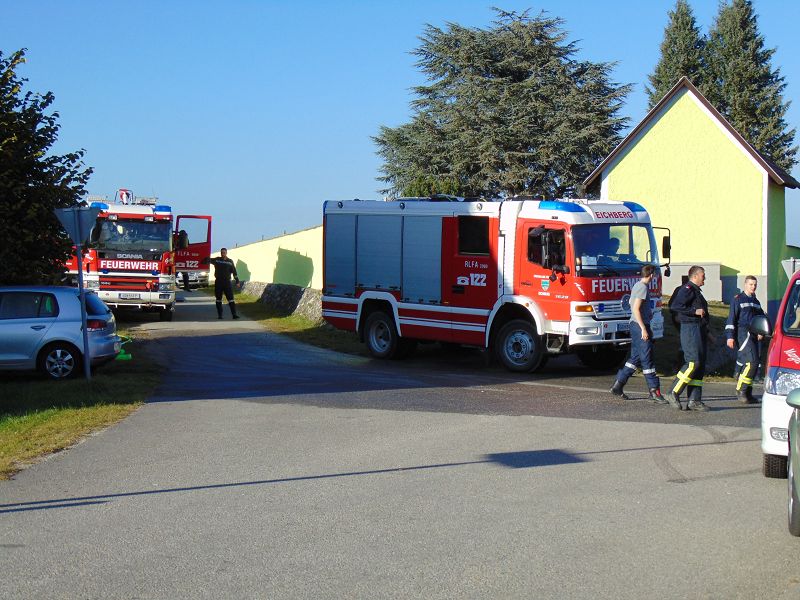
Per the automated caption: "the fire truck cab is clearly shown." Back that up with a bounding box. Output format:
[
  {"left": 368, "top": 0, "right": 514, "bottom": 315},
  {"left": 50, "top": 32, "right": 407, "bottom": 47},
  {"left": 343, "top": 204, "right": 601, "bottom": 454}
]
[
  {"left": 322, "top": 197, "right": 670, "bottom": 372},
  {"left": 66, "top": 194, "right": 211, "bottom": 321}
]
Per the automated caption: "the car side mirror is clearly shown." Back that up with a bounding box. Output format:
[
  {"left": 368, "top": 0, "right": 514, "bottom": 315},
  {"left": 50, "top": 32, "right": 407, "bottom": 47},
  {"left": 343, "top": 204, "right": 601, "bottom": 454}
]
[
  {"left": 787, "top": 388, "right": 800, "bottom": 409},
  {"left": 748, "top": 314, "right": 772, "bottom": 338}
]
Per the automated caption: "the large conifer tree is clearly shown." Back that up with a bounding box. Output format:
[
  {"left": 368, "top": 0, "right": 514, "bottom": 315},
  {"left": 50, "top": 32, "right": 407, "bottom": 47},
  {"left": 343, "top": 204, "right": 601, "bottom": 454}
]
[
  {"left": 0, "top": 49, "right": 92, "bottom": 284},
  {"left": 374, "top": 10, "right": 631, "bottom": 198},
  {"left": 646, "top": 0, "right": 705, "bottom": 108},
  {"left": 704, "top": 0, "right": 796, "bottom": 170}
]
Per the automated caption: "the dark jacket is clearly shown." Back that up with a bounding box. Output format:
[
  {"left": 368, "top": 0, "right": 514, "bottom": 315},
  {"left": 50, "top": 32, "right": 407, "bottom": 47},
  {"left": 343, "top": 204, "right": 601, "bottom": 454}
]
[
  {"left": 207, "top": 257, "right": 239, "bottom": 284},
  {"left": 725, "top": 292, "right": 763, "bottom": 340},
  {"left": 670, "top": 281, "right": 709, "bottom": 327}
]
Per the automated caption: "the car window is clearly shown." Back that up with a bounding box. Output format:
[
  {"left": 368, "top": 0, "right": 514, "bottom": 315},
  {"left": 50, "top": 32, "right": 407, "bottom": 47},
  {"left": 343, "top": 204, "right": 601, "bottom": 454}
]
[
  {"left": 783, "top": 279, "right": 800, "bottom": 336},
  {"left": 39, "top": 294, "right": 58, "bottom": 317},
  {"left": 0, "top": 292, "right": 45, "bottom": 319},
  {"left": 85, "top": 293, "right": 111, "bottom": 316}
]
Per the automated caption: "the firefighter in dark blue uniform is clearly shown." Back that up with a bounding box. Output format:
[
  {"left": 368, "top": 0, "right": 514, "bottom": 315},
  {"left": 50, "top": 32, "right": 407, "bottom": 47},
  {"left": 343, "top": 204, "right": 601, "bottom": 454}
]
[
  {"left": 666, "top": 266, "right": 710, "bottom": 411},
  {"left": 205, "top": 248, "right": 240, "bottom": 320},
  {"left": 726, "top": 275, "right": 763, "bottom": 403}
]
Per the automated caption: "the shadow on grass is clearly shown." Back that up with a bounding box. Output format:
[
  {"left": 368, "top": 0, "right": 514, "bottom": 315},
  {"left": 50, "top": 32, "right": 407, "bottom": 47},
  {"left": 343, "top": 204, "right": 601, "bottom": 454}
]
[{"left": 0, "top": 338, "right": 163, "bottom": 420}]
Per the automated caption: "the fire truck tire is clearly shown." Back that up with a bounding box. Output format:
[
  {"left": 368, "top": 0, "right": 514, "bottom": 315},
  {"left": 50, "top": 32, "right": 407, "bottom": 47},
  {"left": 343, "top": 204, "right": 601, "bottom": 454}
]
[
  {"left": 575, "top": 346, "right": 627, "bottom": 371},
  {"left": 37, "top": 342, "right": 82, "bottom": 380},
  {"left": 494, "top": 320, "right": 544, "bottom": 372},
  {"left": 159, "top": 306, "right": 174, "bottom": 321},
  {"left": 364, "top": 311, "right": 401, "bottom": 359}
]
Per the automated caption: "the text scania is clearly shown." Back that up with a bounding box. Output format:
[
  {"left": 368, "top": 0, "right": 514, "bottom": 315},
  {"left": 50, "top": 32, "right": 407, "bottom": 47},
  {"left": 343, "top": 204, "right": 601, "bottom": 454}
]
[
  {"left": 99, "top": 259, "right": 160, "bottom": 271},
  {"left": 593, "top": 210, "right": 634, "bottom": 220},
  {"left": 591, "top": 277, "right": 659, "bottom": 294}
]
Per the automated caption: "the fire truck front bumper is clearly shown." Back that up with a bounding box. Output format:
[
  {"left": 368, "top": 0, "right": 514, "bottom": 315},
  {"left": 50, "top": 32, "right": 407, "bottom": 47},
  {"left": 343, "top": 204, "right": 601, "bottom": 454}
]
[
  {"left": 568, "top": 311, "right": 664, "bottom": 346},
  {"left": 99, "top": 289, "right": 175, "bottom": 310}
]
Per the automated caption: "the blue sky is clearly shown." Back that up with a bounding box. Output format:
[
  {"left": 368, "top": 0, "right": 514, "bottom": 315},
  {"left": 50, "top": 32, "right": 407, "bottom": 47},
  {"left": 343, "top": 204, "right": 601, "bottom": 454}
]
[{"left": 3, "top": 0, "right": 799, "bottom": 249}]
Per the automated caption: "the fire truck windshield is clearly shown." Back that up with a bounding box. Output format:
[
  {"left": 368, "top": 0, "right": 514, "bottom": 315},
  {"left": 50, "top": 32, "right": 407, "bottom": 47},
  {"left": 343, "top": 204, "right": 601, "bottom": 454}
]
[
  {"left": 90, "top": 219, "right": 172, "bottom": 252},
  {"left": 572, "top": 224, "right": 658, "bottom": 274}
]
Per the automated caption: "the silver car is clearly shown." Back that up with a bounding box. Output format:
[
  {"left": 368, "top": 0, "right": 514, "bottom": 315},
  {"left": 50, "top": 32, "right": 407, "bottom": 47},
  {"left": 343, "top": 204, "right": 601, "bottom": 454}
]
[
  {"left": 788, "top": 389, "right": 800, "bottom": 536},
  {"left": 0, "top": 286, "right": 121, "bottom": 380}
]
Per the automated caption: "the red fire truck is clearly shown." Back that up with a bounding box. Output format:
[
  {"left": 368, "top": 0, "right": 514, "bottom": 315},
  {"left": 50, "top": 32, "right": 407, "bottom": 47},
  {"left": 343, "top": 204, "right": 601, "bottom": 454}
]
[
  {"left": 322, "top": 197, "right": 670, "bottom": 371},
  {"left": 65, "top": 191, "right": 211, "bottom": 320}
]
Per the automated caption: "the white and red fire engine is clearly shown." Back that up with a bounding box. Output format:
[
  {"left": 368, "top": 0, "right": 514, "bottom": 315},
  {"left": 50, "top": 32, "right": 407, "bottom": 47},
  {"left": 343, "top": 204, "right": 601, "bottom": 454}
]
[
  {"left": 65, "top": 190, "right": 211, "bottom": 320},
  {"left": 322, "top": 197, "right": 670, "bottom": 371}
]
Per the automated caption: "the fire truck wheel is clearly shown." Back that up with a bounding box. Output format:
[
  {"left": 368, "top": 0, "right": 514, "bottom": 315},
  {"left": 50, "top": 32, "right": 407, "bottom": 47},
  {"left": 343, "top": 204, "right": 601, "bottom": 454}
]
[
  {"left": 159, "top": 307, "right": 174, "bottom": 322},
  {"left": 37, "top": 342, "right": 82, "bottom": 380},
  {"left": 495, "top": 320, "right": 544, "bottom": 372},
  {"left": 364, "top": 311, "right": 400, "bottom": 359}
]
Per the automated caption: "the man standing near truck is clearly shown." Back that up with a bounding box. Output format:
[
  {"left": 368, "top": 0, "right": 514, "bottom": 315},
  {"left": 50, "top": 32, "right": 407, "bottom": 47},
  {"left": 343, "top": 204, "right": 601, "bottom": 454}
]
[
  {"left": 726, "top": 275, "right": 763, "bottom": 403},
  {"left": 205, "top": 248, "right": 240, "bottom": 320},
  {"left": 666, "top": 266, "right": 710, "bottom": 411},
  {"left": 609, "top": 265, "right": 671, "bottom": 406}
]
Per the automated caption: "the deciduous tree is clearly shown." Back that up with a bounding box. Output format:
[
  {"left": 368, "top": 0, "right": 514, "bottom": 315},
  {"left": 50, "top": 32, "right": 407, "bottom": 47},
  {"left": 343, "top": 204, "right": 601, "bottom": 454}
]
[{"left": 0, "top": 49, "right": 92, "bottom": 285}]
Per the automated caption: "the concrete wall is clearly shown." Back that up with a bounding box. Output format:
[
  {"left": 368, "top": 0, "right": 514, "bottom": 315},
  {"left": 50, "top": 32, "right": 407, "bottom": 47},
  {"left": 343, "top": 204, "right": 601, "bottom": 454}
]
[{"left": 210, "top": 225, "right": 323, "bottom": 290}]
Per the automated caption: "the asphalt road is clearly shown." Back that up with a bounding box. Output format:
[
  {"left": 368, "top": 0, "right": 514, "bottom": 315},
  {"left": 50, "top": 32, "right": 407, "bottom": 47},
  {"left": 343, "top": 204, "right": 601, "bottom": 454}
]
[{"left": 1, "top": 292, "right": 797, "bottom": 599}]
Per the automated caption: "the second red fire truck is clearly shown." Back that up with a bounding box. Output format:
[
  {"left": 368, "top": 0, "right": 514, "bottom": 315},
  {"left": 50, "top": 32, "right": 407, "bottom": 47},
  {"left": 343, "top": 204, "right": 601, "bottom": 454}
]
[
  {"left": 322, "top": 197, "right": 670, "bottom": 372},
  {"left": 66, "top": 190, "right": 212, "bottom": 320}
]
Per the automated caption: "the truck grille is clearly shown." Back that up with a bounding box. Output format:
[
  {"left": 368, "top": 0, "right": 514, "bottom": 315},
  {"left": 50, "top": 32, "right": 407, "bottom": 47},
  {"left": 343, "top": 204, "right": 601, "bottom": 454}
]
[
  {"left": 591, "top": 300, "right": 630, "bottom": 320},
  {"left": 100, "top": 277, "right": 155, "bottom": 292}
]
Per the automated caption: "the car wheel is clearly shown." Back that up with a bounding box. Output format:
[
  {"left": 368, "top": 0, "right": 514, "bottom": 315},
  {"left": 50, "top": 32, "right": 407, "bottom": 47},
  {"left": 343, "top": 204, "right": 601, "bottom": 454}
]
[
  {"left": 763, "top": 453, "right": 788, "bottom": 479},
  {"left": 364, "top": 311, "right": 399, "bottom": 359},
  {"left": 37, "top": 342, "right": 82, "bottom": 380},
  {"left": 494, "top": 319, "right": 544, "bottom": 372},
  {"left": 789, "top": 448, "right": 800, "bottom": 536}
]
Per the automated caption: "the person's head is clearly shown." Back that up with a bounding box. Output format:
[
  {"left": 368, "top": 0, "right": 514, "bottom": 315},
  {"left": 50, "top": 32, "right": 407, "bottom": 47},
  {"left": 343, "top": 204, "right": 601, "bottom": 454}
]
[
  {"left": 220, "top": 247, "right": 228, "bottom": 258},
  {"left": 688, "top": 265, "right": 705, "bottom": 286},
  {"left": 744, "top": 275, "right": 758, "bottom": 295},
  {"left": 640, "top": 264, "right": 655, "bottom": 281}
]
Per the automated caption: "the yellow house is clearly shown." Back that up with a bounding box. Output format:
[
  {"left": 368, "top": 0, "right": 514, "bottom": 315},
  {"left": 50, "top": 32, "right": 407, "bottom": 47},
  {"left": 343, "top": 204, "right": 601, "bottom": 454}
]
[{"left": 583, "top": 77, "right": 799, "bottom": 318}]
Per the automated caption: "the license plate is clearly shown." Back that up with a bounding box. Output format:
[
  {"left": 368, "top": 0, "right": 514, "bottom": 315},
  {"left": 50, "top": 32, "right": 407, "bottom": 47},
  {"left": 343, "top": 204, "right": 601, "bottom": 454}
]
[
  {"left": 618, "top": 322, "right": 630, "bottom": 332},
  {"left": 119, "top": 292, "right": 141, "bottom": 299}
]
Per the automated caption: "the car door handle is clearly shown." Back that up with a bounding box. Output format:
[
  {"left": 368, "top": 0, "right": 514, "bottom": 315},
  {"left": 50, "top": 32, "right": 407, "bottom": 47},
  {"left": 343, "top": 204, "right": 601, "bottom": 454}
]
[
  {"left": 521, "top": 280, "right": 532, "bottom": 286},
  {"left": 30, "top": 325, "right": 46, "bottom": 330},
  {"left": 451, "top": 285, "right": 465, "bottom": 294}
]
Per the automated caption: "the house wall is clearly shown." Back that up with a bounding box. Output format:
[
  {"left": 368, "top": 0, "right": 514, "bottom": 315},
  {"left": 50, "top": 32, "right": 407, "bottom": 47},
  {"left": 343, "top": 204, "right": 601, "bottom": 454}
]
[
  {"left": 210, "top": 225, "right": 323, "bottom": 290},
  {"left": 767, "top": 180, "right": 794, "bottom": 316},
  {"left": 601, "top": 89, "right": 769, "bottom": 304}
]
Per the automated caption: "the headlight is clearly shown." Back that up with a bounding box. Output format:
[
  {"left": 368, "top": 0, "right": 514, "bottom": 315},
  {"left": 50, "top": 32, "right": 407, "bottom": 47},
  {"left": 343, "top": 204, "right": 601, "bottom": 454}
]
[
  {"left": 85, "top": 280, "right": 100, "bottom": 289},
  {"left": 764, "top": 366, "right": 800, "bottom": 396},
  {"left": 158, "top": 283, "right": 173, "bottom": 292}
]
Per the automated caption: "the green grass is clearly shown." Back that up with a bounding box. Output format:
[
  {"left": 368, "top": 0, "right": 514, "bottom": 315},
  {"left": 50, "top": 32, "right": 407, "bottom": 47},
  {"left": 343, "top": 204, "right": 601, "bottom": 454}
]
[
  {"left": 655, "top": 299, "right": 734, "bottom": 379},
  {"left": 0, "top": 332, "right": 161, "bottom": 479}
]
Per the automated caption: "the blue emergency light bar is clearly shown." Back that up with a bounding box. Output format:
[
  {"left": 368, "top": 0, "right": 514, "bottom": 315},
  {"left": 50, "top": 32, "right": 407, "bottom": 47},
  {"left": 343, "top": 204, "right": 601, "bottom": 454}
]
[
  {"left": 537, "top": 200, "right": 586, "bottom": 213},
  {"left": 622, "top": 201, "right": 647, "bottom": 213}
]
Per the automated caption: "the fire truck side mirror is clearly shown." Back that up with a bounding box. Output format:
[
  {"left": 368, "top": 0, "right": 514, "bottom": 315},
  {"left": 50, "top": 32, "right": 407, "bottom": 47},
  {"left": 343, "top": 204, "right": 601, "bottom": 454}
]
[{"left": 662, "top": 236, "right": 671, "bottom": 260}]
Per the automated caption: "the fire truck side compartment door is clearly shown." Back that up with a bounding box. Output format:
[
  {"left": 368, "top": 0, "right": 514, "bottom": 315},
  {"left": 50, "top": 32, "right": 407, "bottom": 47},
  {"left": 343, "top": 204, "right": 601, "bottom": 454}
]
[
  {"left": 402, "top": 216, "right": 442, "bottom": 303},
  {"left": 324, "top": 214, "right": 356, "bottom": 295},
  {"left": 357, "top": 216, "right": 401, "bottom": 290}
]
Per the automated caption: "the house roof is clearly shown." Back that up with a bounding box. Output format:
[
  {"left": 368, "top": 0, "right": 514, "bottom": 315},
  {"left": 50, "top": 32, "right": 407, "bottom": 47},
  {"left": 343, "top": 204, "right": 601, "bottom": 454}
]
[{"left": 583, "top": 76, "right": 799, "bottom": 190}]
